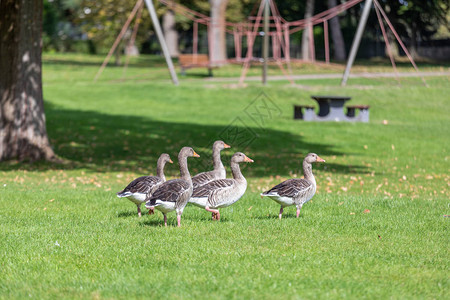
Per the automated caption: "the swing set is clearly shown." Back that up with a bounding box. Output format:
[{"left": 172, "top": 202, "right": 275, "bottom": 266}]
[{"left": 94, "top": 0, "right": 426, "bottom": 86}]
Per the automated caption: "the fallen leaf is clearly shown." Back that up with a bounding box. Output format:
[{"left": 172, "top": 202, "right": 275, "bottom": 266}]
[
  {"left": 350, "top": 212, "right": 355, "bottom": 215},
  {"left": 338, "top": 202, "right": 344, "bottom": 206},
  {"left": 49, "top": 199, "right": 54, "bottom": 202},
  {"left": 248, "top": 206, "right": 253, "bottom": 211},
  {"left": 363, "top": 209, "right": 370, "bottom": 214}
]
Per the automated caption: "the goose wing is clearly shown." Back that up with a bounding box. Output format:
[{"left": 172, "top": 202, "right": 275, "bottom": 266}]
[
  {"left": 192, "top": 171, "right": 217, "bottom": 188},
  {"left": 262, "top": 178, "right": 312, "bottom": 198},
  {"left": 192, "top": 179, "right": 234, "bottom": 198},
  {"left": 147, "top": 179, "right": 190, "bottom": 205},
  {"left": 118, "top": 176, "right": 162, "bottom": 195}
]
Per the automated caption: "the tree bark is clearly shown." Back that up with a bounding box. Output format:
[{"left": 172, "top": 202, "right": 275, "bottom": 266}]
[
  {"left": 327, "top": 0, "right": 346, "bottom": 61},
  {"left": 163, "top": 9, "right": 179, "bottom": 58},
  {"left": 0, "top": 0, "right": 57, "bottom": 161},
  {"left": 302, "top": 0, "right": 315, "bottom": 61},
  {"left": 209, "top": 0, "right": 229, "bottom": 66}
]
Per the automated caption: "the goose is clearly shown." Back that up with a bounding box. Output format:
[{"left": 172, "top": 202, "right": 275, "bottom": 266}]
[
  {"left": 190, "top": 152, "right": 254, "bottom": 221},
  {"left": 261, "top": 153, "right": 325, "bottom": 219},
  {"left": 145, "top": 147, "right": 200, "bottom": 227},
  {"left": 117, "top": 153, "right": 172, "bottom": 217},
  {"left": 192, "top": 140, "right": 230, "bottom": 189}
]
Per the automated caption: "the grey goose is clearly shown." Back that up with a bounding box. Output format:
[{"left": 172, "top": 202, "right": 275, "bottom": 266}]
[
  {"left": 261, "top": 153, "right": 325, "bottom": 219},
  {"left": 145, "top": 147, "right": 200, "bottom": 227},
  {"left": 117, "top": 153, "right": 172, "bottom": 217},
  {"left": 192, "top": 140, "right": 230, "bottom": 189},
  {"left": 190, "top": 152, "right": 253, "bottom": 221}
]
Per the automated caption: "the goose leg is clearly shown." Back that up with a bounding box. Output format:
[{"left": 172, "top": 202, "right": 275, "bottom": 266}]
[
  {"left": 163, "top": 214, "right": 167, "bottom": 227},
  {"left": 296, "top": 206, "right": 302, "bottom": 218},
  {"left": 148, "top": 207, "right": 155, "bottom": 215},
  {"left": 205, "top": 206, "right": 220, "bottom": 221},
  {"left": 177, "top": 214, "right": 181, "bottom": 227},
  {"left": 137, "top": 205, "right": 142, "bottom": 218},
  {"left": 279, "top": 206, "right": 283, "bottom": 220}
]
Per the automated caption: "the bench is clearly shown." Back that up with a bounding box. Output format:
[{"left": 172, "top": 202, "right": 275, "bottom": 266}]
[
  {"left": 178, "top": 54, "right": 213, "bottom": 77},
  {"left": 346, "top": 105, "right": 370, "bottom": 122},
  {"left": 294, "top": 105, "right": 315, "bottom": 120}
]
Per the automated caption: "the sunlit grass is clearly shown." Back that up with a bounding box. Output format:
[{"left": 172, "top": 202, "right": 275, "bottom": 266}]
[{"left": 0, "top": 53, "right": 448, "bottom": 299}]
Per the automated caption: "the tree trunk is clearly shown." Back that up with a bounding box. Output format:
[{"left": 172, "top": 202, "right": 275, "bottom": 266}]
[
  {"left": 163, "top": 9, "right": 179, "bottom": 58},
  {"left": 409, "top": 23, "right": 418, "bottom": 60},
  {"left": 209, "top": 0, "right": 229, "bottom": 66},
  {"left": 302, "top": 0, "right": 315, "bottom": 61},
  {"left": 327, "top": 0, "right": 346, "bottom": 61},
  {"left": 0, "top": 0, "right": 57, "bottom": 161},
  {"left": 387, "top": 32, "right": 399, "bottom": 58}
]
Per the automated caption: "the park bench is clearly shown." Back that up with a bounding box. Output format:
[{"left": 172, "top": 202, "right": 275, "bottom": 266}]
[
  {"left": 178, "top": 54, "right": 213, "bottom": 77},
  {"left": 294, "top": 96, "right": 370, "bottom": 122},
  {"left": 346, "top": 105, "right": 370, "bottom": 117},
  {"left": 294, "top": 105, "right": 315, "bottom": 120},
  {"left": 346, "top": 105, "right": 370, "bottom": 122}
]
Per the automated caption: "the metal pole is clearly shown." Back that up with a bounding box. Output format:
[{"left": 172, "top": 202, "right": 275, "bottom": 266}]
[
  {"left": 341, "top": 0, "right": 372, "bottom": 86},
  {"left": 143, "top": 0, "right": 179, "bottom": 85},
  {"left": 94, "top": 0, "right": 143, "bottom": 82},
  {"left": 262, "top": 0, "right": 269, "bottom": 85},
  {"left": 324, "top": 20, "right": 329, "bottom": 64}
]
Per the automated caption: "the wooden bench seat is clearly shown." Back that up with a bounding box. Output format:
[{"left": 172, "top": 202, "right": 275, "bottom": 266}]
[
  {"left": 294, "top": 105, "right": 315, "bottom": 120},
  {"left": 178, "top": 54, "right": 213, "bottom": 76}
]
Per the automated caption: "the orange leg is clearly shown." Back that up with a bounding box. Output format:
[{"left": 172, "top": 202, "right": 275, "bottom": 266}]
[
  {"left": 205, "top": 206, "right": 220, "bottom": 221},
  {"left": 137, "top": 205, "right": 142, "bottom": 217}
]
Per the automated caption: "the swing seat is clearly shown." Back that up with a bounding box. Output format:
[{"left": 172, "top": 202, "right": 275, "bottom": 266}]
[{"left": 178, "top": 54, "right": 213, "bottom": 77}]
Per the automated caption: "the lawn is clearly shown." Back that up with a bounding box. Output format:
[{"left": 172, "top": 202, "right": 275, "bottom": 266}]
[{"left": 0, "top": 53, "right": 448, "bottom": 299}]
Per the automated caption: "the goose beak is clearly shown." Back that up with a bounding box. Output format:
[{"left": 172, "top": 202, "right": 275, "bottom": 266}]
[
  {"left": 316, "top": 156, "right": 325, "bottom": 162},
  {"left": 244, "top": 156, "right": 254, "bottom": 163},
  {"left": 224, "top": 143, "right": 231, "bottom": 148},
  {"left": 168, "top": 159, "right": 173, "bottom": 164},
  {"left": 193, "top": 151, "right": 200, "bottom": 158}
]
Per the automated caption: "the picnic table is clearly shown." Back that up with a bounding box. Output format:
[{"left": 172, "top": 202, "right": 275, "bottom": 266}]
[{"left": 293, "top": 95, "right": 369, "bottom": 122}]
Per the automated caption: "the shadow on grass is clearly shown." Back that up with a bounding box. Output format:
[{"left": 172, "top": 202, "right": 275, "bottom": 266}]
[
  {"left": 117, "top": 211, "right": 139, "bottom": 218},
  {"left": 252, "top": 213, "right": 303, "bottom": 220},
  {"left": 43, "top": 55, "right": 170, "bottom": 69},
  {"left": 0, "top": 102, "right": 370, "bottom": 176},
  {"left": 140, "top": 219, "right": 167, "bottom": 227}
]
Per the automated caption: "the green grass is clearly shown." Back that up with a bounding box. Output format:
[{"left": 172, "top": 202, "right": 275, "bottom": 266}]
[{"left": 1, "top": 53, "right": 449, "bottom": 299}]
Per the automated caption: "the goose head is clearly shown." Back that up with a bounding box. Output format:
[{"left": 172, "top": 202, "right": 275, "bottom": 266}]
[
  {"left": 231, "top": 152, "right": 254, "bottom": 163},
  {"left": 179, "top": 147, "right": 200, "bottom": 159},
  {"left": 213, "top": 140, "right": 231, "bottom": 151},
  {"left": 158, "top": 153, "right": 173, "bottom": 165},
  {"left": 305, "top": 153, "right": 325, "bottom": 164}
]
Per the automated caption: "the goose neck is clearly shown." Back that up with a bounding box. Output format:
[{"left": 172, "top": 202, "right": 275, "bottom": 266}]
[
  {"left": 303, "top": 160, "right": 315, "bottom": 184},
  {"left": 156, "top": 160, "right": 166, "bottom": 181},
  {"left": 179, "top": 155, "right": 192, "bottom": 184},
  {"left": 231, "top": 161, "right": 245, "bottom": 183},
  {"left": 212, "top": 147, "right": 224, "bottom": 171}
]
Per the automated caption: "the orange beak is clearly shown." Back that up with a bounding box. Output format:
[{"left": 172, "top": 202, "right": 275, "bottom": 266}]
[
  {"left": 244, "top": 156, "right": 254, "bottom": 163},
  {"left": 168, "top": 159, "right": 173, "bottom": 164},
  {"left": 193, "top": 151, "right": 200, "bottom": 158},
  {"left": 223, "top": 143, "right": 231, "bottom": 149},
  {"left": 316, "top": 156, "right": 325, "bottom": 162}
]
